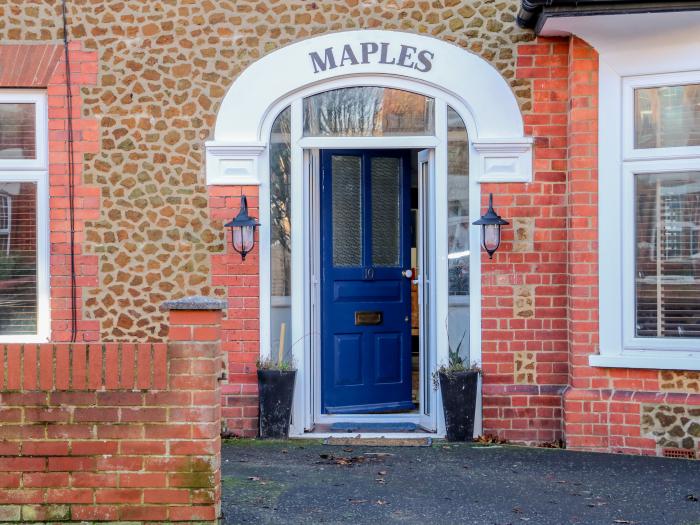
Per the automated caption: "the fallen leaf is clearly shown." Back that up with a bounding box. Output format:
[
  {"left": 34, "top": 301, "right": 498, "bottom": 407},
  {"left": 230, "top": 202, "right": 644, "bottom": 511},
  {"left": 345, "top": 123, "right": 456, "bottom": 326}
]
[
  {"left": 247, "top": 476, "right": 261, "bottom": 481},
  {"left": 375, "top": 499, "right": 388, "bottom": 505},
  {"left": 378, "top": 471, "right": 387, "bottom": 476}
]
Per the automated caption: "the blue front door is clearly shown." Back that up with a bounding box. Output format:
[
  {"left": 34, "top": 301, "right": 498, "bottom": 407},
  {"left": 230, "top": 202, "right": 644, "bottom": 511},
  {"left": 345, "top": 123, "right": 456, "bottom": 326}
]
[{"left": 321, "top": 150, "right": 413, "bottom": 414}]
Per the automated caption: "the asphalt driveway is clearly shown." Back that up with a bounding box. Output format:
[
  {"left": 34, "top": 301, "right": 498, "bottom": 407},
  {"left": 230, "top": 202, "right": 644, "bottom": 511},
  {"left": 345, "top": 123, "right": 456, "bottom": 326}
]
[{"left": 221, "top": 440, "right": 700, "bottom": 525}]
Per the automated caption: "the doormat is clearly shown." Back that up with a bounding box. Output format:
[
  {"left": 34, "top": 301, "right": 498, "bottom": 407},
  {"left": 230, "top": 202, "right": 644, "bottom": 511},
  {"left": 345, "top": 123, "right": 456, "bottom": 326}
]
[
  {"left": 323, "top": 437, "right": 433, "bottom": 447},
  {"left": 330, "top": 422, "right": 418, "bottom": 433}
]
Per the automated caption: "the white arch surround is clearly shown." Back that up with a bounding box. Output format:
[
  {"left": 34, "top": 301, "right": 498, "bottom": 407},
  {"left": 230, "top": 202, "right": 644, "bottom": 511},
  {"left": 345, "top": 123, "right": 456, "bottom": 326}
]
[
  {"left": 207, "top": 30, "right": 534, "bottom": 436},
  {"left": 206, "top": 30, "right": 532, "bottom": 185}
]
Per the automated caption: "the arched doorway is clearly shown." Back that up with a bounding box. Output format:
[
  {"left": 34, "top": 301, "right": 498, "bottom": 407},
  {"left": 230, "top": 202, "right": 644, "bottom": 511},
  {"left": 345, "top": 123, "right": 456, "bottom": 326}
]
[{"left": 207, "top": 30, "right": 532, "bottom": 437}]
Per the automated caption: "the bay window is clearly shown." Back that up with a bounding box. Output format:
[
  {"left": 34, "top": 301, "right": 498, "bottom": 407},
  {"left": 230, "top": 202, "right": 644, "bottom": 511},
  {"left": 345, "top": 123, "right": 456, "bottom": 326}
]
[
  {"left": 0, "top": 91, "right": 48, "bottom": 341},
  {"left": 595, "top": 71, "right": 700, "bottom": 369}
]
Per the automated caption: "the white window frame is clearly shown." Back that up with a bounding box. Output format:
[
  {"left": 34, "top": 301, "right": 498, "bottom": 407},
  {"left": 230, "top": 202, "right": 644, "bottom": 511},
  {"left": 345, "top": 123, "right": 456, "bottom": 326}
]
[
  {"left": 0, "top": 90, "right": 50, "bottom": 343},
  {"left": 0, "top": 91, "right": 48, "bottom": 170},
  {"left": 594, "top": 70, "right": 700, "bottom": 370},
  {"left": 622, "top": 71, "right": 700, "bottom": 162}
]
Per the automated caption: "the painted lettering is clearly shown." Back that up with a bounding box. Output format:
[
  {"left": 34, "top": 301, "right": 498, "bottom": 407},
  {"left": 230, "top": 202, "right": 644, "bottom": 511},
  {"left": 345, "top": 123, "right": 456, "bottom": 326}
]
[
  {"left": 397, "top": 45, "right": 417, "bottom": 68},
  {"left": 340, "top": 44, "right": 359, "bottom": 67},
  {"left": 379, "top": 42, "right": 396, "bottom": 65},
  {"left": 309, "top": 47, "right": 337, "bottom": 74},
  {"left": 308, "top": 42, "right": 434, "bottom": 74},
  {"left": 415, "top": 49, "right": 434, "bottom": 73},
  {"left": 360, "top": 42, "right": 379, "bottom": 64}
]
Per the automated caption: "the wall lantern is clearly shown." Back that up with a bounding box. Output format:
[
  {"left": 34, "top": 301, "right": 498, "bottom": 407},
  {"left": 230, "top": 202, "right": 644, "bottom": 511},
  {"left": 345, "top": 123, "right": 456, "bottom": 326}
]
[
  {"left": 473, "top": 193, "right": 509, "bottom": 259},
  {"left": 224, "top": 195, "right": 260, "bottom": 260}
]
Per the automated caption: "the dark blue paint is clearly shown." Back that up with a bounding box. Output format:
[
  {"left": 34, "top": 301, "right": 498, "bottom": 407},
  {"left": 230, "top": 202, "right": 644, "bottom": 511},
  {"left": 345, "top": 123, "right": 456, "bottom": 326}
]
[{"left": 321, "top": 149, "right": 413, "bottom": 414}]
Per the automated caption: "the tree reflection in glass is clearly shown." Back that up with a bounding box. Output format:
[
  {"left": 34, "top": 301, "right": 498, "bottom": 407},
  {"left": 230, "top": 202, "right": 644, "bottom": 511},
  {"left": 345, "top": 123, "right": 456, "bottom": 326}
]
[
  {"left": 270, "top": 107, "right": 292, "bottom": 360},
  {"left": 303, "top": 86, "right": 435, "bottom": 137}
]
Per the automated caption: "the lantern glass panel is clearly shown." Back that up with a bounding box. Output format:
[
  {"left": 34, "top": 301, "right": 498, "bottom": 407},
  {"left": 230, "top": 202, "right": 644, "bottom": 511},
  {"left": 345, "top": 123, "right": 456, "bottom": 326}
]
[
  {"left": 233, "top": 225, "right": 255, "bottom": 255},
  {"left": 482, "top": 224, "right": 500, "bottom": 253}
]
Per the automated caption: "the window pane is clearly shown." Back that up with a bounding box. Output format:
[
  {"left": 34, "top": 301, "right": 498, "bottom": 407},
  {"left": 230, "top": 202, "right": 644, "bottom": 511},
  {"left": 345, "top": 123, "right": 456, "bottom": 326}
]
[
  {"left": 446, "top": 106, "right": 470, "bottom": 361},
  {"left": 635, "top": 171, "right": 700, "bottom": 338},
  {"left": 0, "top": 103, "right": 36, "bottom": 159},
  {"left": 303, "top": 87, "right": 434, "bottom": 137},
  {"left": 332, "top": 155, "right": 363, "bottom": 267},
  {"left": 0, "top": 182, "right": 37, "bottom": 335},
  {"left": 635, "top": 84, "right": 700, "bottom": 149},
  {"left": 269, "top": 107, "right": 292, "bottom": 360},
  {"left": 371, "top": 156, "right": 400, "bottom": 267}
]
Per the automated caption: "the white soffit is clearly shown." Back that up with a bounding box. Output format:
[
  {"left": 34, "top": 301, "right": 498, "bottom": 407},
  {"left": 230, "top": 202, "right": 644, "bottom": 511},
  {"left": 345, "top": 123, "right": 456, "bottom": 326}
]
[{"left": 540, "top": 11, "right": 700, "bottom": 75}]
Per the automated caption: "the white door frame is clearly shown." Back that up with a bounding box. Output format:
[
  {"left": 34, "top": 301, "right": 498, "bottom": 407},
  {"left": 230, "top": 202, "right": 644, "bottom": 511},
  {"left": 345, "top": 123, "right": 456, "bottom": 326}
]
[
  {"left": 306, "top": 145, "right": 437, "bottom": 430},
  {"left": 260, "top": 84, "right": 479, "bottom": 437},
  {"left": 204, "top": 30, "right": 533, "bottom": 438}
]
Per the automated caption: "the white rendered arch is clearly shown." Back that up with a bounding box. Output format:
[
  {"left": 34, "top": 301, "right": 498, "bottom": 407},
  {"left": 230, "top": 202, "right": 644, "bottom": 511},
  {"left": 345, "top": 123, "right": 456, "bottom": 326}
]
[
  {"left": 207, "top": 30, "right": 533, "bottom": 435},
  {"left": 206, "top": 30, "right": 532, "bottom": 185}
]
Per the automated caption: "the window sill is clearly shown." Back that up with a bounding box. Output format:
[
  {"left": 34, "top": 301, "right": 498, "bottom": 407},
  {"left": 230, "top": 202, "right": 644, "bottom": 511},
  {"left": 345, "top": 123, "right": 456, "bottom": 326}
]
[
  {"left": 0, "top": 334, "right": 49, "bottom": 345},
  {"left": 589, "top": 352, "right": 700, "bottom": 371}
]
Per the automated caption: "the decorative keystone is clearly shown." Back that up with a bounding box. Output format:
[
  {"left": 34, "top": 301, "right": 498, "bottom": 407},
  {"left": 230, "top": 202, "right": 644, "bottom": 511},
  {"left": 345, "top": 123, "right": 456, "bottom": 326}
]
[{"left": 161, "top": 295, "right": 228, "bottom": 311}]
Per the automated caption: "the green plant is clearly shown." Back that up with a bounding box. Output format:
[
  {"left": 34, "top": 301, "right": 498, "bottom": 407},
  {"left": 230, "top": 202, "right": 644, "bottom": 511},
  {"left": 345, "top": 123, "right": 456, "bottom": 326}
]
[
  {"left": 432, "top": 330, "right": 481, "bottom": 389},
  {"left": 256, "top": 357, "right": 296, "bottom": 372}
]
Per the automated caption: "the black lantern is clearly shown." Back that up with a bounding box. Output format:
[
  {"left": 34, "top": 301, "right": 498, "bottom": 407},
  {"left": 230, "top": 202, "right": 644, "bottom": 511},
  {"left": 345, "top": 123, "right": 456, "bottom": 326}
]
[
  {"left": 225, "top": 195, "right": 260, "bottom": 260},
  {"left": 473, "top": 193, "right": 509, "bottom": 259}
]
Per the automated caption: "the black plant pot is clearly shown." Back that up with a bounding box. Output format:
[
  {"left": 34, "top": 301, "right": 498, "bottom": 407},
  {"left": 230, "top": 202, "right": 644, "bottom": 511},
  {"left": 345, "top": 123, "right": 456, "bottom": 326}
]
[
  {"left": 439, "top": 370, "right": 479, "bottom": 442},
  {"left": 258, "top": 369, "right": 296, "bottom": 439}
]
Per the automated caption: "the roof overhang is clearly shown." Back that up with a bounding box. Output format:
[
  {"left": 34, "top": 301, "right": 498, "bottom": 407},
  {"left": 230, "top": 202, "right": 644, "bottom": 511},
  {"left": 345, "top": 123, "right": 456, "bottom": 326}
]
[
  {"left": 518, "top": 1, "right": 700, "bottom": 34},
  {"left": 518, "top": 1, "right": 700, "bottom": 76}
]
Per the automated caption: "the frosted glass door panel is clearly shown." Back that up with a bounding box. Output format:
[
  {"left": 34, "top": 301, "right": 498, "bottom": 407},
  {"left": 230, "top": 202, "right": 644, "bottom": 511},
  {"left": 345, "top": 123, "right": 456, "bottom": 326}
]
[
  {"left": 332, "top": 155, "right": 363, "bottom": 267},
  {"left": 371, "top": 157, "right": 401, "bottom": 267}
]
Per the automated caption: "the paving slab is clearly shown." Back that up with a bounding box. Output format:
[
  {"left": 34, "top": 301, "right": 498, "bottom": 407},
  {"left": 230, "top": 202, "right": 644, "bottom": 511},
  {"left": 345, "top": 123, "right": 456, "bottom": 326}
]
[{"left": 221, "top": 440, "right": 700, "bottom": 525}]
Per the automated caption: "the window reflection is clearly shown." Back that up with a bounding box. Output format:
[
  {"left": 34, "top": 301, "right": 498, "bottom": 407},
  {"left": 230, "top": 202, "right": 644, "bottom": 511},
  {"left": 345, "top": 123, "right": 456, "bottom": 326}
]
[
  {"left": 635, "top": 84, "right": 700, "bottom": 149},
  {"left": 304, "top": 87, "right": 435, "bottom": 137},
  {"left": 635, "top": 171, "right": 700, "bottom": 338},
  {"left": 0, "top": 104, "right": 36, "bottom": 159},
  {"left": 446, "top": 106, "right": 470, "bottom": 362},
  {"left": 270, "top": 107, "right": 292, "bottom": 359},
  {"left": 0, "top": 182, "right": 38, "bottom": 335}
]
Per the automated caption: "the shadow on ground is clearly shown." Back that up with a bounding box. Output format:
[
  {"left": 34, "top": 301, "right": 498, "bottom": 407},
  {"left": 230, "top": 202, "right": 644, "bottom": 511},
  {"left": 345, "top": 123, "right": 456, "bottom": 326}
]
[{"left": 221, "top": 440, "right": 700, "bottom": 525}]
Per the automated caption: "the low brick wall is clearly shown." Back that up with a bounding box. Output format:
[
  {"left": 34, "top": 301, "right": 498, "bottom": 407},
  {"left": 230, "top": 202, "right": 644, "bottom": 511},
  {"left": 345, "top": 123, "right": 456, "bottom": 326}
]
[
  {"left": 0, "top": 304, "right": 224, "bottom": 523},
  {"left": 564, "top": 386, "right": 700, "bottom": 457}
]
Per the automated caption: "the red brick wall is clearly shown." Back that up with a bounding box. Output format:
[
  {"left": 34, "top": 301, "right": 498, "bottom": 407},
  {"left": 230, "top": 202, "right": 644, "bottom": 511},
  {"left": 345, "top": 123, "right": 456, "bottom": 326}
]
[
  {"left": 0, "top": 307, "right": 223, "bottom": 522},
  {"left": 0, "top": 42, "right": 100, "bottom": 342},
  {"left": 47, "top": 42, "right": 100, "bottom": 342},
  {"left": 545, "top": 37, "right": 700, "bottom": 456},
  {"left": 208, "top": 186, "right": 260, "bottom": 437},
  {"left": 480, "top": 37, "right": 571, "bottom": 445}
]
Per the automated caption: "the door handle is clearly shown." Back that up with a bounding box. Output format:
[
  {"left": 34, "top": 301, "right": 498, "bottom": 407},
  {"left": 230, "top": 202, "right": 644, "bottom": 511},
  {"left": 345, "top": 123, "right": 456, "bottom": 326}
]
[{"left": 402, "top": 269, "right": 413, "bottom": 279}]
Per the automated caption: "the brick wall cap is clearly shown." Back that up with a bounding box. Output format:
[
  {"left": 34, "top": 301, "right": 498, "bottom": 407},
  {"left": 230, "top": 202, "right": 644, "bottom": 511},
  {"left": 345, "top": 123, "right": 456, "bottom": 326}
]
[{"left": 161, "top": 296, "right": 227, "bottom": 311}]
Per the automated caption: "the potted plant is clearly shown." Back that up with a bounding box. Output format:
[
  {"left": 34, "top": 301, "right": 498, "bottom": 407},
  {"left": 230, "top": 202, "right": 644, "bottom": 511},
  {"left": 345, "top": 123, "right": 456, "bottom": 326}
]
[
  {"left": 257, "top": 323, "right": 297, "bottom": 439},
  {"left": 434, "top": 333, "right": 481, "bottom": 442}
]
